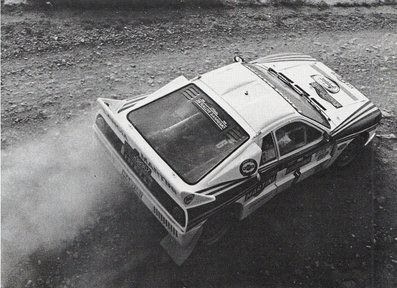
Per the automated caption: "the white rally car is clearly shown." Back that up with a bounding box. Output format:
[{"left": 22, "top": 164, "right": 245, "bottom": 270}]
[{"left": 94, "top": 53, "right": 381, "bottom": 263}]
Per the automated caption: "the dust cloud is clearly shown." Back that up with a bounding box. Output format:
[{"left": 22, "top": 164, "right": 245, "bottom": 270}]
[{"left": 1, "top": 116, "right": 124, "bottom": 283}]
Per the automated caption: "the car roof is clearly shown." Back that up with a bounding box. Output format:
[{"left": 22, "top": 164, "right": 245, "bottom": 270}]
[{"left": 198, "top": 63, "right": 297, "bottom": 132}]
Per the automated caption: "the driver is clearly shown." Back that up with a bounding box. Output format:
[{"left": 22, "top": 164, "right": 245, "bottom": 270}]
[{"left": 277, "top": 128, "right": 293, "bottom": 154}]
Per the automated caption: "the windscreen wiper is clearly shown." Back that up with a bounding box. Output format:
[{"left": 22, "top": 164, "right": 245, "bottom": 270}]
[{"left": 267, "top": 67, "right": 331, "bottom": 123}]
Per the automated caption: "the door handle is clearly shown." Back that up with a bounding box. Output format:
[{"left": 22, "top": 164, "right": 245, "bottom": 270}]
[{"left": 293, "top": 170, "right": 301, "bottom": 178}]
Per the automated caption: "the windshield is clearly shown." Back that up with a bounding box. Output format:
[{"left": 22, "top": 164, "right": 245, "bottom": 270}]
[
  {"left": 245, "top": 63, "right": 330, "bottom": 128},
  {"left": 127, "top": 84, "right": 249, "bottom": 184}
]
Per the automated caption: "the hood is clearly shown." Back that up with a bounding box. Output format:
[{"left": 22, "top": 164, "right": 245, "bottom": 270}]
[{"left": 255, "top": 54, "right": 379, "bottom": 131}]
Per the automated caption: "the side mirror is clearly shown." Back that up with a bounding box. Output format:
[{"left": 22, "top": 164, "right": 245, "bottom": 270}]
[{"left": 233, "top": 56, "right": 245, "bottom": 63}]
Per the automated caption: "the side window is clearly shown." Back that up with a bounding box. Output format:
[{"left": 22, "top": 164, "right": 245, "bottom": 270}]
[
  {"left": 276, "top": 122, "right": 322, "bottom": 156},
  {"left": 260, "top": 133, "right": 277, "bottom": 165}
]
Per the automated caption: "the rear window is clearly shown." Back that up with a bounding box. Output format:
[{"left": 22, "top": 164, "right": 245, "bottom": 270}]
[{"left": 127, "top": 84, "right": 249, "bottom": 184}]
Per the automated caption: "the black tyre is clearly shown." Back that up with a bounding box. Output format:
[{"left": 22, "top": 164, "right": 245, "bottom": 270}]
[
  {"left": 334, "top": 136, "right": 366, "bottom": 168},
  {"left": 200, "top": 207, "right": 239, "bottom": 246}
]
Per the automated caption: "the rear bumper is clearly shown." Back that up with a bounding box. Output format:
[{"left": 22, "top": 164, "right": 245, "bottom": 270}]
[{"left": 93, "top": 124, "right": 203, "bottom": 247}]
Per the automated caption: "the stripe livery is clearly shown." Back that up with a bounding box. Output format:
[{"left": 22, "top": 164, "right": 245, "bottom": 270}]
[
  {"left": 256, "top": 53, "right": 316, "bottom": 63},
  {"left": 95, "top": 52, "right": 382, "bottom": 251},
  {"left": 118, "top": 94, "right": 149, "bottom": 113},
  {"left": 331, "top": 101, "right": 378, "bottom": 136}
]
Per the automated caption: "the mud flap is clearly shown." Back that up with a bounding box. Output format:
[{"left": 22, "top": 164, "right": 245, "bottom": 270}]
[{"left": 160, "top": 226, "right": 203, "bottom": 266}]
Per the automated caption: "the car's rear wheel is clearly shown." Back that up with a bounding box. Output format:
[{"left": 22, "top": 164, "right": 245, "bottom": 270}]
[
  {"left": 200, "top": 206, "right": 239, "bottom": 246},
  {"left": 334, "top": 136, "right": 366, "bottom": 167}
]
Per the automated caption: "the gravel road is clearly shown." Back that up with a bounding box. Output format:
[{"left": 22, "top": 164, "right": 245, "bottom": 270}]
[{"left": 2, "top": 5, "right": 397, "bottom": 288}]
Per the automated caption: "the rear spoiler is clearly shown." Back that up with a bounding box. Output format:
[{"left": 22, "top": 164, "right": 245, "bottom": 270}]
[
  {"left": 96, "top": 95, "right": 149, "bottom": 114},
  {"left": 97, "top": 98, "right": 125, "bottom": 114},
  {"left": 100, "top": 75, "right": 191, "bottom": 115},
  {"left": 117, "top": 94, "right": 150, "bottom": 113}
]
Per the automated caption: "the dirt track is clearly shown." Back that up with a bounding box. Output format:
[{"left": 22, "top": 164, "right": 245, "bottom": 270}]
[{"left": 2, "top": 5, "right": 397, "bottom": 288}]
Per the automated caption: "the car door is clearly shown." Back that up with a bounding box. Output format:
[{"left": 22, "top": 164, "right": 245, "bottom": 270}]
[
  {"left": 274, "top": 121, "right": 331, "bottom": 193},
  {"left": 241, "top": 133, "right": 279, "bottom": 217}
]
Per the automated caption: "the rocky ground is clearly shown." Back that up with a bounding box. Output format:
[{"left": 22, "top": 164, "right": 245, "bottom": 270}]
[{"left": 2, "top": 4, "right": 397, "bottom": 288}]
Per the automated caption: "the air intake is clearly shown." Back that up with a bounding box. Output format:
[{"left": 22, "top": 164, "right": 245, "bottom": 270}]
[{"left": 182, "top": 86, "right": 200, "bottom": 100}]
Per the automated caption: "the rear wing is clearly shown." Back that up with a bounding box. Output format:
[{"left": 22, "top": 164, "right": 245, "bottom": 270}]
[
  {"left": 97, "top": 98, "right": 125, "bottom": 114},
  {"left": 99, "top": 75, "right": 191, "bottom": 116}
]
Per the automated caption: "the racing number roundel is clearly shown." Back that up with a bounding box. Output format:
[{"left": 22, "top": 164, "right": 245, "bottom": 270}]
[{"left": 240, "top": 159, "right": 258, "bottom": 177}]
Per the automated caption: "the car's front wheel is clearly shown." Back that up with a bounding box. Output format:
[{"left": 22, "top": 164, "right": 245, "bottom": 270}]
[{"left": 334, "top": 136, "right": 366, "bottom": 167}]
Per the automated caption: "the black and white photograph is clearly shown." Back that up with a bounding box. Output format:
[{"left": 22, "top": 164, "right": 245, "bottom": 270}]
[{"left": 1, "top": 0, "right": 396, "bottom": 287}]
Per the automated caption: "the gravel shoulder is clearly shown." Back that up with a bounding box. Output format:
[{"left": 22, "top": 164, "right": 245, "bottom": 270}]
[{"left": 2, "top": 5, "right": 397, "bottom": 288}]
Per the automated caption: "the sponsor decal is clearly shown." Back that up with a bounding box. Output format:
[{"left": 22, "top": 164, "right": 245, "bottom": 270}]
[
  {"left": 240, "top": 159, "right": 258, "bottom": 177},
  {"left": 311, "top": 74, "right": 340, "bottom": 94},
  {"left": 139, "top": 152, "right": 177, "bottom": 194},
  {"left": 122, "top": 144, "right": 153, "bottom": 187},
  {"left": 193, "top": 97, "right": 228, "bottom": 131},
  {"left": 121, "top": 143, "right": 176, "bottom": 194},
  {"left": 285, "top": 155, "right": 312, "bottom": 174},
  {"left": 310, "top": 65, "right": 358, "bottom": 100},
  {"left": 330, "top": 71, "right": 355, "bottom": 89},
  {"left": 245, "top": 172, "right": 276, "bottom": 201},
  {"left": 216, "top": 139, "right": 229, "bottom": 149},
  {"left": 310, "top": 82, "right": 342, "bottom": 109},
  {"left": 183, "top": 194, "right": 195, "bottom": 205},
  {"left": 121, "top": 169, "right": 143, "bottom": 199}
]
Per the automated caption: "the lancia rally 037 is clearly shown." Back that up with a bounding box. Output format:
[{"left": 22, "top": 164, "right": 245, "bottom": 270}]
[{"left": 94, "top": 53, "right": 382, "bottom": 263}]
